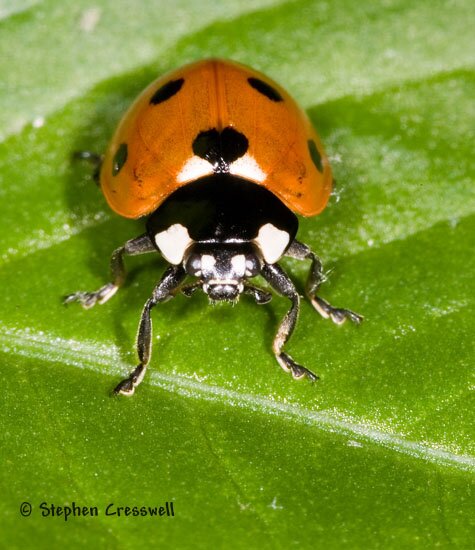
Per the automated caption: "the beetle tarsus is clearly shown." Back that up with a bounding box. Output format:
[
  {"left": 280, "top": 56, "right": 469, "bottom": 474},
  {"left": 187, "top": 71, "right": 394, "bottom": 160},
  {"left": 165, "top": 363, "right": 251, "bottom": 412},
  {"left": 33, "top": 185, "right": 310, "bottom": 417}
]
[
  {"left": 65, "top": 234, "right": 156, "bottom": 308},
  {"left": 286, "top": 239, "right": 363, "bottom": 325},
  {"left": 244, "top": 283, "right": 272, "bottom": 305},
  {"left": 113, "top": 364, "right": 146, "bottom": 396},
  {"left": 311, "top": 296, "right": 363, "bottom": 325},
  {"left": 64, "top": 283, "right": 118, "bottom": 309},
  {"left": 278, "top": 351, "right": 319, "bottom": 381},
  {"left": 180, "top": 282, "right": 202, "bottom": 297}
]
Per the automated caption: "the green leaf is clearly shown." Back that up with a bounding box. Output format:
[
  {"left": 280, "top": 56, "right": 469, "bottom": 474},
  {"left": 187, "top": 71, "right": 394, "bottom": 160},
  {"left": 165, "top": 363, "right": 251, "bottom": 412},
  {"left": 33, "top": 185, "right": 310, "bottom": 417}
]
[{"left": 1, "top": 0, "right": 474, "bottom": 548}]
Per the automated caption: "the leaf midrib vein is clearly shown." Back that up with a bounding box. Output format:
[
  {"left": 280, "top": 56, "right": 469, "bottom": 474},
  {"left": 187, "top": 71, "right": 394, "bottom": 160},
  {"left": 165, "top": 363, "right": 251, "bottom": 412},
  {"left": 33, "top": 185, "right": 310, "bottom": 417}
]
[{"left": 1, "top": 323, "right": 473, "bottom": 474}]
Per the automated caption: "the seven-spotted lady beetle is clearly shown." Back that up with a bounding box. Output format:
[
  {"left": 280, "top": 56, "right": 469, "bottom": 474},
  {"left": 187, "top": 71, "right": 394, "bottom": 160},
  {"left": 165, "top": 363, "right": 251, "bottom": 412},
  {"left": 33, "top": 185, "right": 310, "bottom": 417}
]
[{"left": 66, "top": 59, "right": 362, "bottom": 395}]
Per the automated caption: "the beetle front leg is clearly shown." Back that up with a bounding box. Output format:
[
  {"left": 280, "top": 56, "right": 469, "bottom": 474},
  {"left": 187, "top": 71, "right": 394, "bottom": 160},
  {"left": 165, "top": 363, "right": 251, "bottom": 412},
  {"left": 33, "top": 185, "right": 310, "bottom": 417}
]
[
  {"left": 261, "top": 263, "right": 318, "bottom": 381},
  {"left": 114, "top": 264, "right": 186, "bottom": 396},
  {"left": 180, "top": 281, "right": 202, "bottom": 298},
  {"left": 64, "top": 234, "right": 156, "bottom": 309},
  {"left": 286, "top": 240, "right": 363, "bottom": 325},
  {"left": 243, "top": 282, "right": 272, "bottom": 305}
]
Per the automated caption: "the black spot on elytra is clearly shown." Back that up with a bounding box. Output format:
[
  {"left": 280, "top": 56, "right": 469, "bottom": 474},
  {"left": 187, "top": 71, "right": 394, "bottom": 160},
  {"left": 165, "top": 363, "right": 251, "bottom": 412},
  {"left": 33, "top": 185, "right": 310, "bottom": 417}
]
[
  {"left": 308, "top": 139, "right": 323, "bottom": 173},
  {"left": 192, "top": 127, "right": 249, "bottom": 173},
  {"left": 112, "top": 143, "right": 127, "bottom": 176},
  {"left": 248, "top": 77, "right": 283, "bottom": 102},
  {"left": 150, "top": 78, "right": 184, "bottom": 105}
]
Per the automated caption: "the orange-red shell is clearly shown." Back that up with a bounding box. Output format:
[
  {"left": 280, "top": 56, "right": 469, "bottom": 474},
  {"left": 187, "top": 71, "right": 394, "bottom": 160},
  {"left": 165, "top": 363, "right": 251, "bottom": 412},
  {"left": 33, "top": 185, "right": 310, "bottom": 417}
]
[{"left": 100, "top": 59, "right": 332, "bottom": 219}]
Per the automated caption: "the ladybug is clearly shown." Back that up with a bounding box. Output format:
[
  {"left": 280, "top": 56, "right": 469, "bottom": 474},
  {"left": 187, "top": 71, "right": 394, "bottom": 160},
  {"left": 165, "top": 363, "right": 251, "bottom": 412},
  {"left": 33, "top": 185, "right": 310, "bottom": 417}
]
[{"left": 66, "top": 59, "right": 362, "bottom": 396}]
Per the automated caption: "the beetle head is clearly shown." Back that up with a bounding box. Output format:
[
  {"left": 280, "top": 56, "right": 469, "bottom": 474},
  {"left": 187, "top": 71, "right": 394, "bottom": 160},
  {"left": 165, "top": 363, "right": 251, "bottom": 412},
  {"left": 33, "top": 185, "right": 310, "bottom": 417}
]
[{"left": 184, "top": 242, "right": 263, "bottom": 303}]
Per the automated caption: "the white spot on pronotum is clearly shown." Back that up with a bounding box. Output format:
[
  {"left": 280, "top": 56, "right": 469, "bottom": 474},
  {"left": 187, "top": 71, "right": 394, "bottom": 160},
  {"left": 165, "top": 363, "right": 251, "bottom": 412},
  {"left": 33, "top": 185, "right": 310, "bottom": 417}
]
[
  {"left": 254, "top": 223, "right": 290, "bottom": 264},
  {"left": 177, "top": 156, "right": 213, "bottom": 183},
  {"left": 230, "top": 154, "right": 267, "bottom": 182},
  {"left": 80, "top": 7, "right": 102, "bottom": 32},
  {"left": 154, "top": 224, "right": 192, "bottom": 264}
]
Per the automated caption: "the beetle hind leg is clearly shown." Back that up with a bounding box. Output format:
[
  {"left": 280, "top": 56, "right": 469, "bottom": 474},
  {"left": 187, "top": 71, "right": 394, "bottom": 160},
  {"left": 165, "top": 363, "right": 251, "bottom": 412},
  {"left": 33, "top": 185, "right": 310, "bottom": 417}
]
[{"left": 285, "top": 240, "right": 363, "bottom": 325}]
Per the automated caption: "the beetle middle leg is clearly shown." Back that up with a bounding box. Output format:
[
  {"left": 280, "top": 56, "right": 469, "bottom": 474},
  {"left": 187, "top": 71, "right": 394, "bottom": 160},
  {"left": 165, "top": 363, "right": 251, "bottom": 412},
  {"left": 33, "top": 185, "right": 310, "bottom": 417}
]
[
  {"left": 286, "top": 240, "right": 363, "bottom": 325},
  {"left": 261, "top": 263, "right": 318, "bottom": 381},
  {"left": 114, "top": 264, "right": 186, "bottom": 396},
  {"left": 64, "top": 233, "right": 156, "bottom": 309}
]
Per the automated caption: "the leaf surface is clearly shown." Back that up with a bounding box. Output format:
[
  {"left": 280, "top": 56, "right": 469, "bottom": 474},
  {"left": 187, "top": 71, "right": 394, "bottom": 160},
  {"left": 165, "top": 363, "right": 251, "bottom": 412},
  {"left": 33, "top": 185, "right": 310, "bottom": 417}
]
[{"left": 1, "top": 1, "right": 474, "bottom": 547}]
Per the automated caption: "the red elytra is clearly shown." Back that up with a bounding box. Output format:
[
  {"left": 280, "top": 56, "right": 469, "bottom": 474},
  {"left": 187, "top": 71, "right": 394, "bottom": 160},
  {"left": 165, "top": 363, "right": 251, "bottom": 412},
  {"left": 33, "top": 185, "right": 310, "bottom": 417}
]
[{"left": 100, "top": 58, "right": 332, "bottom": 219}]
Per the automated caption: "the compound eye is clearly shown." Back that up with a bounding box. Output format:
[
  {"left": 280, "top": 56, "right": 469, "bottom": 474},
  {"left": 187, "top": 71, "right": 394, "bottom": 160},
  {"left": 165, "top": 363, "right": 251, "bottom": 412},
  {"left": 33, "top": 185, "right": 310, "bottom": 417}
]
[
  {"left": 245, "top": 255, "right": 261, "bottom": 277},
  {"left": 185, "top": 253, "right": 202, "bottom": 276}
]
